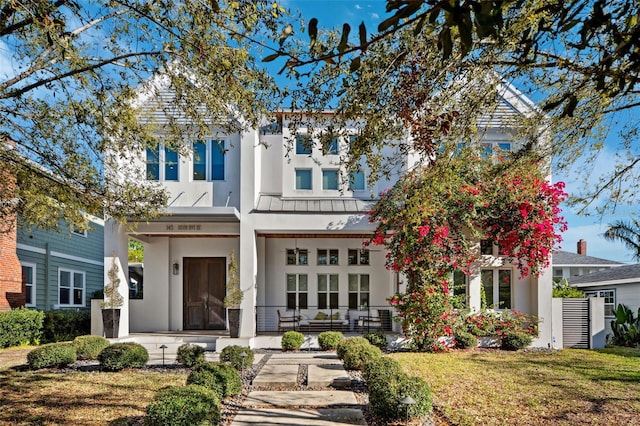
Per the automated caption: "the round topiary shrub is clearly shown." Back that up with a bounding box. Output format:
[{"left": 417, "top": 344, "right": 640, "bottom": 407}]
[
  {"left": 220, "top": 345, "right": 254, "bottom": 370},
  {"left": 27, "top": 342, "right": 77, "bottom": 369},
  {"left": 362, "top": 356, "right": 403, "bottom": 384},
  {"left": 454, "top": 331, "right": 478, "bottom": 350},
  {"left": 318, "top": 331, "right": 344, "bottom": 351},
  {"left": 367, "top": 370, "right": 432, "bottom": 421},
  {"left": 146, "top": 384, "right": 220, "bottom": 426},
  {"left": 336, "top": 337, "right": 369, "bottom": 360},
  {"left": 73, "top": 335, "right": 110, "bottom": 360},
  {"left": 364, "top": 332, "right": 388, "bottom": 349},
  {"left": 342, "top": 340, "right": 382, "bottom": 370},
  {"left": 98, "top": 342, "right": 149, "bottom": 371},
  {"left": 501, "top": 332, "right": 533, "bottom": 351},
  {"left": 176, "top": 343, "right": 205, "bottom": 367},
  {"left": 187, "top": 362, "right": 242, "bottom": 399},
  {"left": 281, "top": 331, "right": 304, "bottom": 351}
]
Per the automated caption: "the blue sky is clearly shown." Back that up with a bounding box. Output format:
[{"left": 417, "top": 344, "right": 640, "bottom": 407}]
[{"left": 283, "top": 0, "right": 635, "bottom": 263}]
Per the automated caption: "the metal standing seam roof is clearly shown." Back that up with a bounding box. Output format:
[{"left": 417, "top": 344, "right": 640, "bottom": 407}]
[
  {"left": 254, "top": 195, "right": 375, "bottom": 213},
  {"left": 568, "top": 263, "right": 640, "bottom": 285}
]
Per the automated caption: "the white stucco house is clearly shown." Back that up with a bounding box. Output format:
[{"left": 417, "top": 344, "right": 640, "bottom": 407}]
[{"left": 100, "top": 82, "right": 559, "bottom": 348}]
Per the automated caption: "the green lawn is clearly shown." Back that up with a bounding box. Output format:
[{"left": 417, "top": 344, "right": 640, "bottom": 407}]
[{"left": 393, "top": 347, "right": 640, "bottom": 425}]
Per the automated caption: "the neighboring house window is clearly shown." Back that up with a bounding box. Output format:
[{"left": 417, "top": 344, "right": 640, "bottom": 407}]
[
  {"left": 348, "top": 249, "right": 369, "bottom": 265},
  {"left": 286, "top": 273, "right": 308, "bottom": 310},
  {"left": 585, "top": 290, "right": 615, "bottom": 316},
  {"left": 193, "top": 140, "right": 226, "bottom": 181},
  {"left": 349, "top": 170, "right": 365, "bottom": 191},
  {"left": 286, "top": 249, "right": 308, "bottom": 265},
  {"left": 71, "top": 225, "right": 87, "bottom": 237},
  {"left": 322, "top": 169, "right": 339, "bottom": 190},
  {"left": 295, "top": 169, "right": 312, "bottom": 190},
  {"left": 348, "top": 274, "right": 370, "bottom": 310},
  {"left": 318, "top": 249, "right": 339, "bottom": 265},
  {"left": 58, "top": 269, "right": 85, "bottom": 307},
  {"left": 481, "top": 269, "right": 512, "bottom": 309},
  {"left": 318, "top": 274, "right": 339, "bottom": 309},
  {"left": 569, "top": 267, "right": 580, "bottom": 277},
  {"left": 322, "top": 137, "right": 339, "bottom": 155},
  {"left": 296, "top": 135, "right": 312, "bottom": 155},
  {"left": 146, "top": 143, "right": 179, "bottom": 181},
  {"left": 452, "top": 269, "right": 467, "bottom": 308},
  {"left": 22, "top": 263, "right": 36, "bottom": 307},
  {"left": 553, "top": 268, "right": 564, "bottom": 283}
]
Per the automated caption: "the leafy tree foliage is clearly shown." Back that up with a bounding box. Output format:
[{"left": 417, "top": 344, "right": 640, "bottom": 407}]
[
  {"left": 0, "top": 0, "right": 283, "bottom": 232},
  {"left": 603, "top": 218, "right": 640, "bottom": 261}
]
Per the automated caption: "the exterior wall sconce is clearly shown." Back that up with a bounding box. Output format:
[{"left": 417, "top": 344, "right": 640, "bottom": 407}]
[{"left": 172, "top": 261, "right": 179, "bottom": 275}]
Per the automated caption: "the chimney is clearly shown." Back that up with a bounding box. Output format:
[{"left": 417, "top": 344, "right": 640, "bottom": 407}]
[{"left": 577, "top": 239, "right": 587, "bottom": 256}]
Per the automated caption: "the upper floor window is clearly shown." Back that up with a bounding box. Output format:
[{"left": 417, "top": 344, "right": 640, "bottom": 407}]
[
  {"left": 296, "top": 169, "right": 312, "bottom": 190},
  {"left": 322, "top": 137, "right": 339, "bottom": 155},
  {"left": 322, "top": 169, "right": 339, "bottom": 190},
  {"left": 59, "top": 268, "right": 85, "bottom": 307},
  {"left": 22, "top": 263, "right": 36, "bottom": 307},
  {"left": 480, "top": 239, "right": 494, "bottom": 255},
  {"left": 193, "top": 140, "right": 225, "bottom": 181},
  {"left": 481, "top": 141, "right": 512, "bottom": 159},
  {"left": 318, "top": 249, "right": 339, "bottom": 265},
  {"left": 349, "top": 171, "right": 365, "bottom": 191},
  {"left": 348, "top": 249, "right": 369, "bottom": 265},
  {"left": 296, "top": 135, "right": 312, "bottom": 155},
  {"left": 286, "top": 249, "right": 308, "bottom": 265},
  {"left": 71, "top": 225, "right": 87, "bottom": 237},
  {"left": 146, "top": 143, "right": 178, "bottom": 181}
]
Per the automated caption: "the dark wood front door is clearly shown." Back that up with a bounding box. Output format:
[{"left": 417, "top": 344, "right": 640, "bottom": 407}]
[{"left": 184, "top": 257, "right": 226, "bottom": 330}]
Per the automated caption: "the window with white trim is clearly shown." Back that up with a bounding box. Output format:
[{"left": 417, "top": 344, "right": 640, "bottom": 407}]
[
  {"left": 348, "top": 274, "right": 370, "bottom": 310},
  {"left": 318, "top": 274, "right": 339, "bottom": 309},
  {"left": 584, "top": 289, "right": 615, "bottom": 316},
  {"left": 146, "top": 143, "right": 179, "bottom": 181},
  {"left": 58, "top": 269, "right": 85, "bottom": 307},
  {"left": 322, "top": 137, "right": 339, "bottom": 155},
  {"left": 71, "top": 225, "right": 87, "bottom": 237},
  {"left": 286, "top": 249, "right": 308, "bottom": 265},
  {"left": 22, "top": 263, "right": 36, "bottom": 307},
  {"left": 481, "top": 141, "right": 512, "bottom": 158},
  {"left": 295, "top": 169, "right": 312, "bottom": 190},
  {"left": 349, "top": 170, "right": 365, "bottom": 191},
  {"left": 348, "top": 249, "right": 369, "bottom": 265},
  {"left": 481, "top": 269, "right": 512, "bottom": 309},
  {"left": 322, "top": 169, "right": 339, "bottom": 190},
  {"left": 452, "top": 270, "right": 467, "bottom": 308},
  {"left": 318, "top": 249, "right": 339, "bottom": 265},
  {"left": 286, "top": 274, "right": 308, "bottom": 310},
  {"left": 193, "top": 140, "right": 226, "bottom": 181},
  {"left": 296, "top": 135, "right": 312, "bottom": 155}
]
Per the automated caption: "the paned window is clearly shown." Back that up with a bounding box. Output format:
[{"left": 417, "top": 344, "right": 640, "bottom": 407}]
[
  {"left": 323, "top": 137, "right": 339, "bottom": 155},
  {"left": 348, "top": 249, "right": 369, "bottom": 265},
  {"left": 193, "top": 140, "right": 226, "bottom": 181},
  {"left": 22, "top": 263, "right": 36, "bottom": 307},
  {"left": 286, "top": 274, "right": 308, "bottom": 310},
  {"left": 296, "top": 135, "right": 312, "bottom": 155},
  {"left": 481, "top": 141, "right": 512, "bottom": 158},
  {"left": 480, "top": 239, "right": 494, "bottom": 255},
  {"left": 585, "top": 290, "right": 615, "bottom": 316},
  {"left": 348, "top": 274, "right": 370, "bottom": 310},
  {"left": 553, "top": 268, "right": 564, "bottom": 283},
  {"left": 146, "top": 143, "right": 179, "bottom": 181},
  {"left": 286, "top": 249, "right": 308, "bottom": 265},
  {"left": 318, "top": 249, "right": 339, "bottom": 265},
  {"left": 318, "top": 274, "right": 339, "bottom": 309},
  {"left": 452, "top": 270, "right": 467, "bottom": 308},
  {"left": 481, "top": 269, "right": 512, "bottom": 309},
  {"left": 295, "top": 169, "right": 312, "bottom": 190},
  {"left": 322, "top": 169, "right": 339, "bottom": 190},
  {"left": 349, "top": 171, "right": 365, "bottom": 191},
  {"left": 71, "top": 225, "right": 87, "bottom": 237},
  {"left": 59, "top": 269, "right": 85, "bottom": 307}
]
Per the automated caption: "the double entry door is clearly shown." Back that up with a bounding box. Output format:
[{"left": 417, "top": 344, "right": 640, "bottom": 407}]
[{"left": 183, "top": 257, "right": 226, "bottom": 330}]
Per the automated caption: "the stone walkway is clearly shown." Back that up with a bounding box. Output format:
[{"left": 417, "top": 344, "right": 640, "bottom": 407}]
[{"left": 232, "top": 352, "right": 367, "bottom": 425}]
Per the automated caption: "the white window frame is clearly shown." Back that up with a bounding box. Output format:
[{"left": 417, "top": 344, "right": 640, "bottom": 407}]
[
  {"left": 317, "top": 249, "right": 339, "bottom": 265},
  {"left": 295, "top": 169, "right": 312, "bottom": 190},
  {"left": 295, "top": 134, "right": 312, "bottom": 155},
  {"left": 70, "top": 225, "right": 87, "bottom": 238},
  {"left": 21, "top": 262, "right": 36, "bottom": 307},
  {"left": 322, "top": 169, "right": 340, "bottom": 190},
  {"left": 349, "top": 170, "right": 366, "bottom": 191},
  {"left": 192, "top": 139, "right": 226, "bottom": 181},
  {"left": 286, "top": 273, "right": 308, "bottom": 310},
  {"left": 286, "top": 249, "right": 308, "bottom": 266},
  {"left": 348, "top": 273, "right": 370, "bottom": 310},
  {"left": 480, "top": 268, "right": 512, "bottom": 310},
  {"left": 58, "top": 268, "right": 86, "bottom": 307},
  {"left": 348, "top": 249, "right": 369, "bottom": 265},
  {"left": 146, "top": 143, "right": 179, "bottom": 181},
  {"left": 318, "top": 273, "right": 339, "bottom": 309},
  {"left": 585, "top": 289, "right": 616, "bottom": 317}
]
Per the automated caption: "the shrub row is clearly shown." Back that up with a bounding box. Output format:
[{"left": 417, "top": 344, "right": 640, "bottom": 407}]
[
  {"left": 337, "top": 337, "right": 382, "bottom": 370},
  {"left": 176, "top": 344, "right": 205, "bottom": 367},
  {"left": 98, "top": 342, "right": 149, "bottom": 371},
  {"left": 0, "top": 308, "right": 44, "bottom": 348},
  {"left": 41, "top": 310, "right": 91, "bottom": 344},
  {"left": 318, "top": 331, "right": 344, "bottom": 350}
]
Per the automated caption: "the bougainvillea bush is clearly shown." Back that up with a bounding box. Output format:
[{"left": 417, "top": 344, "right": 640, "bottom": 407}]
[{"left": 368, "top": 151, "right": 565, "bottom": 350}]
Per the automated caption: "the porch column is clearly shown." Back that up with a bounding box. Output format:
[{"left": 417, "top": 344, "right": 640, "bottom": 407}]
[{"left": 468, "top": 263, "right": 482, "bottom": 312}]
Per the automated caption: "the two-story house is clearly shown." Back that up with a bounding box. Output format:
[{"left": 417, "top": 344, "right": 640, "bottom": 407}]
[{"left": 102, "top": 81, "right": 557, "bottom": 348}]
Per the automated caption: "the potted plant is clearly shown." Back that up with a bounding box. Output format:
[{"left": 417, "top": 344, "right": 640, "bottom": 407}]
[
  {"left": 224, "top": 250, "right": 243, "bottom": 338},
  {"left": 101, "top": 254, "right": 124, "bottom": 338}
]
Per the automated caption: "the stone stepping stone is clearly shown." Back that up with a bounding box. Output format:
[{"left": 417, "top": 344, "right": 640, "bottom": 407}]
[
  {"left": 243, "top": 390, "right": 358, "bottom": 408},
  {"left": 268, "top": 352, "right": 340, "bottom": 365},
  {"left": 252, "top": 364, "right": 299, "bottom": 387},
  {"left": 230, "top": 408, "right": 366, "bottom": 425},
  {"left": 307, "top": 364, "right": 351, "bottom": 388}
]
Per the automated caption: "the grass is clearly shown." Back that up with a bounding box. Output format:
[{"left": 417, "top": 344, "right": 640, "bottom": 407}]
[{"left": 392, "top": 347, "right": 640, "bottom": 425}]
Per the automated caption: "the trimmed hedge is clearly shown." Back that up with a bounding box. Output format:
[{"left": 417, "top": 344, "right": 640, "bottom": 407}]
[
  {"left": 364, "top": 332, "right": 388, "bottom": 349},
  {"left": 176, "top": 343, "right": 205, "bottom": 367},
  {"left": 187, "top": 362, "right": 242, "bottom": 399},
  {"left": 336, "top": 337, "right": 370, "bottom": 360},
  {"left": 220, "top": 345, "right": 254, "bottom": 370},
  {"left": 73, "top": 335, "right": 110, "bottom": 360},
  {"left": 98, "top": 342, "right": 149, "bottom": 371},
  {"left": 0, "top": 308, "right": 44, "bottom": 348},
  {"left": 318, "top": 331, "right": 344, "bottom": 351},
  {"left": 501, "top": 332, "right": 533, "bottom": 351},
  {"left": 146, "top": 384, "right": 221, "bottom": 426},
  {"left": 41, "top": 310, "right": 91, "bottom": 343},
  {"left": 281, "top": 331, "right": 304, "bottom": 351},
  {"left": 342, "top": 341, "right": 382, "bottom": 370},
  {"left": 454, "top": 331, "right": 478, "bottom": 349},
  {"left": 27, "top": 342, "right": 77, "bottom": 369},
  {"left": 362, "top": 356, "right": 403, "bottom": 384}
]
